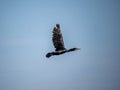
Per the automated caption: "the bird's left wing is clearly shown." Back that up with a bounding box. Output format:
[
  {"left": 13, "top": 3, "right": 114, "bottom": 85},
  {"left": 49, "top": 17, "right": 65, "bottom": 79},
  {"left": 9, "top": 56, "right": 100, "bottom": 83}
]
[{"left": 52, "top": 25, "right": 65, "bottom": 51}]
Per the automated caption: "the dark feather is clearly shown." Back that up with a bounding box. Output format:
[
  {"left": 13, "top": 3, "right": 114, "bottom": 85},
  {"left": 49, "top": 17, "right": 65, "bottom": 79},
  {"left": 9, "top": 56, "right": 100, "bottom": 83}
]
[
  {"left": 52, "top": 24, "right": 66, "bottom": 51},
  {"left": 46, "top": 24, "right": 80, "bottom": 58}
]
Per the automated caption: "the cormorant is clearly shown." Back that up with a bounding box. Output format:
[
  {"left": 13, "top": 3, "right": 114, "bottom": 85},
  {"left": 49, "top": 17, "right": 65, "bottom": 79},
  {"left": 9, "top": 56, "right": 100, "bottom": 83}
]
[{"left": 46, "top": 24, "right": 80, "bottom": 58}]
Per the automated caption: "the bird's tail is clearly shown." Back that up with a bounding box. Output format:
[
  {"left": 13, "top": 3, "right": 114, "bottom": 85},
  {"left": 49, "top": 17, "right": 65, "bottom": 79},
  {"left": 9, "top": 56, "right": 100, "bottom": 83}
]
[{"left": 46, "top": 52, "right": 53, "bottom": 58}]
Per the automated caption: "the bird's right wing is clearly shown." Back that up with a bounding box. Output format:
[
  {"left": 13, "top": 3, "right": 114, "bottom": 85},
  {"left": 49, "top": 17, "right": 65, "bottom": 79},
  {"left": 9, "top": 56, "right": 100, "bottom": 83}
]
[{"left": 52, "top": 26, "right": 65, "bottom": 51}]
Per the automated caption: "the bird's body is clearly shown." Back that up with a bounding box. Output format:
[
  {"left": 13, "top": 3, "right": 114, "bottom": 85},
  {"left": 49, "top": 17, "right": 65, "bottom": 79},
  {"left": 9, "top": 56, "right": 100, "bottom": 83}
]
[{"left": 46, "top": 24, "right": 80, "bottom": 58}]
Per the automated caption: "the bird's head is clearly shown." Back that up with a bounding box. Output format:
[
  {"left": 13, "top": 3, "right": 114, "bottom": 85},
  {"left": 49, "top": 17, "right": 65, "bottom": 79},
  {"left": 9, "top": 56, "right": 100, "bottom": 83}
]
[
  {"left": 67, "top": 48, "right": 80, "bottom": 52},
  {"left": 74, "top": 48, "right": 80, "bottom": 51}
]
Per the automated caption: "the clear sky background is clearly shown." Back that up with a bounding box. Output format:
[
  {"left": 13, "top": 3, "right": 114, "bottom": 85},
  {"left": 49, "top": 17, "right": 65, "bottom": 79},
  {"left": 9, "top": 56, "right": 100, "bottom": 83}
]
[{"left": 0, "top": 0, "right": 120, "bottom": 90}]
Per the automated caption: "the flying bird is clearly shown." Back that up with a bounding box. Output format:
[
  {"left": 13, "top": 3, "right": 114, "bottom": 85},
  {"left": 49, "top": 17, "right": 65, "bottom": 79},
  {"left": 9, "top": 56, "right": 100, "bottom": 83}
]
[{"left": 46, "top": 24, "right": 80, "bottom": 58}]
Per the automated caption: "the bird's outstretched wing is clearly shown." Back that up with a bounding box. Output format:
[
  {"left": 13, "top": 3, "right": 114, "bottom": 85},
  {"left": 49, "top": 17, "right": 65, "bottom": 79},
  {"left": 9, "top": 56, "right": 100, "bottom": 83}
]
[{"left": 52, "top": 24, "right": 66, "bottom": 51}]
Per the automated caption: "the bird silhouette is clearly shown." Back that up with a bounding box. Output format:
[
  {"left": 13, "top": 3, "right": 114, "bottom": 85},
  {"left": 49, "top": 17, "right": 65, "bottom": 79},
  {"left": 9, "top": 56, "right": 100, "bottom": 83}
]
[{"left": 46, "top": 24, "right": 80, "bottom": 58}]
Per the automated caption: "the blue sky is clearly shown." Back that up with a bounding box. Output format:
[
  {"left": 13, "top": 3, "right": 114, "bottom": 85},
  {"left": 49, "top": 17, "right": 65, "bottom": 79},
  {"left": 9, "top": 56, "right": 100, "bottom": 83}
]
[{"left": 0, "top": 0, "right": 120, "bottom": 90}]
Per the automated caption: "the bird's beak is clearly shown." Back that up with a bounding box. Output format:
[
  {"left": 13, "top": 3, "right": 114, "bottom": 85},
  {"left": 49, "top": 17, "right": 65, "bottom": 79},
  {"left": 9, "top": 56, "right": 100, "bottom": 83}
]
[{"left": 75, "top": 48, "right": 80, "bottom": 50}]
